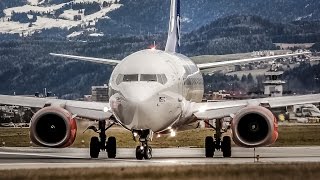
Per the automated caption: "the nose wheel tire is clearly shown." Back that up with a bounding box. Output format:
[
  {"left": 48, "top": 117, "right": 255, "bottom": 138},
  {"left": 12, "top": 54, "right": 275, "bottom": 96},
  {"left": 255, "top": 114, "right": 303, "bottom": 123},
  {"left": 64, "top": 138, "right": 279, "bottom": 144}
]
[
  {"left": 136, "top": 145, "right": 152, "bottom": 160},
  {"left": 90, "top": 137, "right": 100, "bottom": 158},
  {"left": 107, "top": 136, "right": 117, "bottom": 158},
  {"left": 136, "top": 146, "right": 144, "bottom": 160},
  {"left": 144, "top": 146, "right": 152, "bottom": 160},
  {"left": 205, "top": 136, "right": 215, "bottom": 158},
  {"left": 222, "top": 136, "right": 232, "bottom": 157}
]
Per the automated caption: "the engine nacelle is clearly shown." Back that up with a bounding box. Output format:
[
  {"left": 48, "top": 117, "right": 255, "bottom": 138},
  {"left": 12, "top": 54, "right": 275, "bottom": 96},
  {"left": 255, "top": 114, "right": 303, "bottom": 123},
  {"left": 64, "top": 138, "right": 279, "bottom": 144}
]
[
  {"left": 232, "top": 106, "right": 278, "bottom": 148},
  {"left": 30, "top": 106, "right": 77, "bottom": 148}
]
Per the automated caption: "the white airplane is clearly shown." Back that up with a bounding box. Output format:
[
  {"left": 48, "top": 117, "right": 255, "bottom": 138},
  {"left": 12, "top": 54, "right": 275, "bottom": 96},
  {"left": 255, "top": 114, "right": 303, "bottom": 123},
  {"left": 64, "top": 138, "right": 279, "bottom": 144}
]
[{"left": 0, "top": 0, "right": 319, "bottom": 160}]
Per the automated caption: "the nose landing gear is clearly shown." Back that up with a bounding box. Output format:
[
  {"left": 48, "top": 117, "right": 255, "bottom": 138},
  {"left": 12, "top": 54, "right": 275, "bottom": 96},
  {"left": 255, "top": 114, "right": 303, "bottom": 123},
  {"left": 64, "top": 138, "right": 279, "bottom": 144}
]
[
  {"left": 133, "top": 129, "right": 153, "bottom": 160},
  {"left": 204, "top": 118, "right": 232, "bottom": 158},
  {"left": 86, "top": 120, "right": 117, "bottom": 159}
]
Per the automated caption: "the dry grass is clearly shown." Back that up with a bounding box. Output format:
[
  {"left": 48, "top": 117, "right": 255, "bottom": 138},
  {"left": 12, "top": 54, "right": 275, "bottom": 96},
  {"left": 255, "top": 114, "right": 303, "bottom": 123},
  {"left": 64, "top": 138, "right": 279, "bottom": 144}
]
[
  {"left": 1, "top": 125, "right": 320, "bottom": 148},
  {"left": 1, "top": 163, "right": 320, "bottom": 180}
]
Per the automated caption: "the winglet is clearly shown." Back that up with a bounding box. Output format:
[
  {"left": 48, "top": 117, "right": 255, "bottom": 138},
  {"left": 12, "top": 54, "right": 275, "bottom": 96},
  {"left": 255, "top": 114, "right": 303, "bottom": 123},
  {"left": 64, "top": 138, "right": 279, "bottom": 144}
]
[{"left": 165, "top": 0, "right": 181, "bottom": 53}]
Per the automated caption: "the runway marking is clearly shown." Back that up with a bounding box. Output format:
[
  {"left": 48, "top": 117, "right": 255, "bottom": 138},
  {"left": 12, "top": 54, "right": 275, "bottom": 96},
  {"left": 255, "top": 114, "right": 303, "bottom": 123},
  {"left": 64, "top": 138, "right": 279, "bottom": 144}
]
[{"left": 0, "top": 151, "right": 85, "bottom": 159}]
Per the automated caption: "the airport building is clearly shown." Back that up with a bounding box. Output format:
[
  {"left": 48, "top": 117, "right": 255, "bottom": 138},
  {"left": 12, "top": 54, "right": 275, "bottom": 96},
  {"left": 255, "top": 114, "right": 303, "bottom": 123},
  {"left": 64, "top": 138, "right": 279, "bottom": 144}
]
[
  {"left": 264, "top": 65, "right": 286, "bottom": 97},
  {"left": 91, "top": 85, "right": 109, "bottom": 102}
]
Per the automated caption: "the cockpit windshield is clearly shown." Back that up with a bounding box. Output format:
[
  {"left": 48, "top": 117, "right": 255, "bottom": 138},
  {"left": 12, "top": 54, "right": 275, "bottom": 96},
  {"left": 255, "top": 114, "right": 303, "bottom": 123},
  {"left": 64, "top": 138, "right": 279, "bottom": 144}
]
[
  {"left": 116, "top": 74, "right": 167, "bottom": 85},
  {"left": 140, "top": 74, "right": 157, "bottom": 82},
  {"left": 123, "top": 74, "right": 139, "bottom": 82}
]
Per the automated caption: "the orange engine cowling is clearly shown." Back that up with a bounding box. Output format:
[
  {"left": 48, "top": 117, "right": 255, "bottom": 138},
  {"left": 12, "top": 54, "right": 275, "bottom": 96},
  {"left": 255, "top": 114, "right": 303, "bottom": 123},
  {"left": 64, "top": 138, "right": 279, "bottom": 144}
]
[
  {"left": 30, "top": 106, "right": 77, "bottom": 148},
  {"left": 232, "top": 106, "right": 278, "bottom": 148}
]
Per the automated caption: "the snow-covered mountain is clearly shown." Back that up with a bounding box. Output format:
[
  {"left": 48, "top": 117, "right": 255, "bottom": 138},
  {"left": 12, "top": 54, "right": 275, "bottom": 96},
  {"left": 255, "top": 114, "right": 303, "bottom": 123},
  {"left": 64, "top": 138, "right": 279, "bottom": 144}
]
[
  {"left": 0, "top": 0, "right": 122, "bottom": 37},
  {"left": 0, "top": 0, "right": 319, "bottom": 38}
]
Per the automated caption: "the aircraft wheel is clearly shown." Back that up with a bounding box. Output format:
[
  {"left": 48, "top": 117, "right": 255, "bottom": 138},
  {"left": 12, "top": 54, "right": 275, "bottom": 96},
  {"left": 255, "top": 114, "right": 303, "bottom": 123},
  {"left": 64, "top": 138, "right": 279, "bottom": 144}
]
[
  {"left": 107, "top": 136, "right": 117, "bottom": 158},
  {"left": 90, "top": 137, "right": 100, "bottom": 158},
  {"left": 222, "top": 136, "right": 232, "bottom": 158},
  {"left": 136, "top": 146, "right": 144, "bottom": 160},
  {"left": 144, "top": 146, "right": 152, "bottom": 160},
  {"left": 205, "top": 136, "right": 214, "bottom": 158}
]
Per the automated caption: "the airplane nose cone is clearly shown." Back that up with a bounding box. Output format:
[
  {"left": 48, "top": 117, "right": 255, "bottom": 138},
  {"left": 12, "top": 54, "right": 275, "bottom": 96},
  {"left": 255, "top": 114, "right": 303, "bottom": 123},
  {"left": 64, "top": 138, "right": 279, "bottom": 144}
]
[
  {"left": 110, "top": 83, "right": 182, "bottom": 132},
  {"left": 122, "top": 85, "right": 155, "bottom": 103}
]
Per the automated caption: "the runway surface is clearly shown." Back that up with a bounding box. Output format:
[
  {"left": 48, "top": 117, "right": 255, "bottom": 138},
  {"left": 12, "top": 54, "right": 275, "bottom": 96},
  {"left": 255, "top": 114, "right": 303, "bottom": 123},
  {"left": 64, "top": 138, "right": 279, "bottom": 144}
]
[{"left": 1, "top": 146, "right": 320, "bottom": 170}]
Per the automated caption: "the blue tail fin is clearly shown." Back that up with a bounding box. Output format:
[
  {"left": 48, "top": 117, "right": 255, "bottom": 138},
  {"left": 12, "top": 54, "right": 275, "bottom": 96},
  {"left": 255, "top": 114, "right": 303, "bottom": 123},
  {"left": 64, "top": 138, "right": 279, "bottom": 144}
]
[{"left": 165, "top": 0, "right": 181, "bottom": 53}]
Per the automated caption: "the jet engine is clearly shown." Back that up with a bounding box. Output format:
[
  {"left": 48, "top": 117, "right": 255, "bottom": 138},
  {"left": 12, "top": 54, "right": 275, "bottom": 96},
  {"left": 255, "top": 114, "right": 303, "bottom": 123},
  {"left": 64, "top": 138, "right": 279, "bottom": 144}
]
[
  {"left": 232, "top": 106, "right": 278, "bottom": 148},
  {"left": 30, "top": 106, "right": 77, "bottom": 148}
]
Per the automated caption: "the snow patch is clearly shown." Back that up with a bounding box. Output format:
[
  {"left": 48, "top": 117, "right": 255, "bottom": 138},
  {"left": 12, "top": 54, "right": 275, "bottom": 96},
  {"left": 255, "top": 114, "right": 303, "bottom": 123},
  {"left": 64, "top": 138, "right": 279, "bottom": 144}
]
[
  {"left": 60, "top": 9, "right": 82, "bottom": 21},
  {"left": 4, "top": 4, "right": 66, "bottom": 16},
  {"left": 67, "top": 31, "right": 83, "bottom": 38},
  {"left": 305, "top": 4, "right": 310, "bottom": 8},
  {"left": 27, "top": 0, "right": 40, "bottom": 6},
  {"left": 295, "top": 13, "right": 313, "bottom": 21},
  {"left": 89, "top": 32, "right": 104, "bottom": 37},
  {"left": 74, "top": 0, "right": 116, "bottom": 3},
  {"left": 0, "top": 3, "right": 122, "bottom": 36}
]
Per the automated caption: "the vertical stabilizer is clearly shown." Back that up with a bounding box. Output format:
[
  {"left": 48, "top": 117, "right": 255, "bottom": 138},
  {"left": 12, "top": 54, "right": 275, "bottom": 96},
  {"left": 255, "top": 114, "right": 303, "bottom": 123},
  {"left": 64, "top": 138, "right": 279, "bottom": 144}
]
[{"left": 165, "top": 0, "right": 181, "bottom": 53}]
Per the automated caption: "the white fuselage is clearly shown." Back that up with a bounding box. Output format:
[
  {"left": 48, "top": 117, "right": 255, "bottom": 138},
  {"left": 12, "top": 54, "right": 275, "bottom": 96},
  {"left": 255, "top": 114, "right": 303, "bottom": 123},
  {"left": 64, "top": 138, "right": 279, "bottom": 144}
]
[{"left": 108, "top": 49, "right": 204, "bottom": 132}]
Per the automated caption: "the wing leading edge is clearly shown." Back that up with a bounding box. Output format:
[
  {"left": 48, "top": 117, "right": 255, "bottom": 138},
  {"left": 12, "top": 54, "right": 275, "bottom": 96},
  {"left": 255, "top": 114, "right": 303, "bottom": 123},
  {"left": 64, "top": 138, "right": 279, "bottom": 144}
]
[
  {"left": 0, "top": 95, "right": 112, "bottom": 121},
  {"left": 50, "top": 53, "right": 120, "bottom": 65},
  {"left": 196, "top": 52, "right": 309, "bottom": 70},
  {"left": 193, "top": 94, "right": 320, "bottom": 120}
]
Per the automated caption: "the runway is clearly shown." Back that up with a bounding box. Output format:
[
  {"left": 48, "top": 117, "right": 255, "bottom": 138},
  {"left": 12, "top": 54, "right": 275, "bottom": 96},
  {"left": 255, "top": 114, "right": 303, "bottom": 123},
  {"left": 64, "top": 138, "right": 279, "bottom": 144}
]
[{"left": 1, "top": 146, "right": 320, "bottom": 170}]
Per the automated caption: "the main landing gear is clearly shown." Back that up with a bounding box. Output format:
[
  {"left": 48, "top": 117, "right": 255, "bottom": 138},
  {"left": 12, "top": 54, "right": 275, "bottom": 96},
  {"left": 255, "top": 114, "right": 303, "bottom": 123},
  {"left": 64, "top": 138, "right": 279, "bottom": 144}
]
[
  {"left": 86, "top": 120, "right": 117, "bottom": 159},
  {"left": 133, "top": 129, "right": 153, "bottom": 160},
  {"left": 205, "top": 118, "right": 232, "bottom": 158}
]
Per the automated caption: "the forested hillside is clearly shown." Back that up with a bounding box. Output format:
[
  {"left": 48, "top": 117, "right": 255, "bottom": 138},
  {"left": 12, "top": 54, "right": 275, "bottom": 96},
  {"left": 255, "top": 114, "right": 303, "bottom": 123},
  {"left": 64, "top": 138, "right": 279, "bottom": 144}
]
[{"left": 1, "top": 14, "right": 320, "bottom": 98}]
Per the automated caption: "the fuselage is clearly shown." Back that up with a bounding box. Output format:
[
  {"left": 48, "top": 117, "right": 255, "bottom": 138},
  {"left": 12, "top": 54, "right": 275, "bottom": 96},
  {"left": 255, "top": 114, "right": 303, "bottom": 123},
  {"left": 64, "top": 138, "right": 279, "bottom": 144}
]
[{"left": 108, "top": 49, "right": 204, "bottom": 132}]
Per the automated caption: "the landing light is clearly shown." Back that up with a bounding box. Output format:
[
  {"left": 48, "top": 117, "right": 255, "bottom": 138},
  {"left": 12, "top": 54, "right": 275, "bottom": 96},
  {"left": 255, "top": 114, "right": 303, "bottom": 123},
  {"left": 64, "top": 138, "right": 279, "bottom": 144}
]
[
  {"left": 103, "top": 106, "right": 110, "bottom": 113},
  {"left": 133, "top": 132, "right": 138, "bottom": 137},
  {"left": 157, "top": 134, "right": 161, "bottom": 138},
  {"left": 151, "top": 46, "right": 156, "bottom": 50},
  {"left": 170, "top": 130, "right": 176, "bottom": 137}
]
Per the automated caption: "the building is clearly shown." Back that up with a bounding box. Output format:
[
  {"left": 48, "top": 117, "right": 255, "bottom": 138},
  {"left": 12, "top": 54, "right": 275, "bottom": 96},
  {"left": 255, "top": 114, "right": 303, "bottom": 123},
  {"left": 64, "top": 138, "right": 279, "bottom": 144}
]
[
  {"left": 264, "top": 65, "right": 286, "bottom": 97},
  {"left": 91, "top": 85, "right": 109, "bottom": 102}
]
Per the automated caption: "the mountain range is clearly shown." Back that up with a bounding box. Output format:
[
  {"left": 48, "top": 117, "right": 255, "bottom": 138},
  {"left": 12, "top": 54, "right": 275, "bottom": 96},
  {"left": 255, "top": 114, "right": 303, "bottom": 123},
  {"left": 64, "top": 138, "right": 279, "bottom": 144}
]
[
  {"left": 0, "top": 0, "right": 320, "bottom": 98},
  {"left": 0, "top": 0, "right": 320, "bottom": 37}
]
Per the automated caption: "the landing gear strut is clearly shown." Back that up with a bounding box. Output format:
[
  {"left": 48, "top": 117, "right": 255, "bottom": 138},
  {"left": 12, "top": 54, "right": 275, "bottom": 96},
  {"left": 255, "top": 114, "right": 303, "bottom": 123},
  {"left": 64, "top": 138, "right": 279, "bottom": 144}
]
[
  {"left": 205, "top": 118, "right": 231, "bottom": 158},
  {"left": 134, "top": 129, "right": 153, "bottom": 160},
  {"left": 88, "top": 120, "right": 116, "bottom": 159}
]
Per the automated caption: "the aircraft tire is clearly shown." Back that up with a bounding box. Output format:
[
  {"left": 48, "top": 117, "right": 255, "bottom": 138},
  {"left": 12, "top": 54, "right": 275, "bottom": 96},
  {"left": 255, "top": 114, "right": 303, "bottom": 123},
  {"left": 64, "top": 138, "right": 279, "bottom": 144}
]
[
  {"left": 90, "top": 137, "right": 100, "bottom": 158},
  {"left": 107, "top": 136, "right": 117, "bottom": 158},
  {"left": 205, "top": 136, "right": 214, "bottom": 157},
  {"left": 222, "top": 136, "right": 232, "bottom": 158}
]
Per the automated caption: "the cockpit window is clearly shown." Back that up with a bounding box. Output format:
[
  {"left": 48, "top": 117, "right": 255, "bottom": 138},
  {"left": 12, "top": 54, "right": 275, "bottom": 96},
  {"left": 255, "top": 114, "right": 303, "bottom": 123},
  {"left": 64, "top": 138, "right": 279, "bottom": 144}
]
[
  {"left": 116, "top": 74, "right": 124, "bottom": 85},
  {"left": 140, "top": 74, "right": 157, "bottom": 82},
  {"left": 157, "top": 74, "right": 168, "bottom": 85},
  {"left": 123, "top": 74, "right": 139, "bottom": 82},
  {"left": 116, "top": 74, "right": 167, "bottom": 85}
]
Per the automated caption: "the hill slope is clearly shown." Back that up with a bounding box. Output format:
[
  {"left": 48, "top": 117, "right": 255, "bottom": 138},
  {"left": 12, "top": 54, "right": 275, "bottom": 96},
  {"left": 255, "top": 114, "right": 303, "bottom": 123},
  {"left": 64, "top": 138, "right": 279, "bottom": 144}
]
[{"left": 0, "top": 0, "right": 320, "bottom": 37}]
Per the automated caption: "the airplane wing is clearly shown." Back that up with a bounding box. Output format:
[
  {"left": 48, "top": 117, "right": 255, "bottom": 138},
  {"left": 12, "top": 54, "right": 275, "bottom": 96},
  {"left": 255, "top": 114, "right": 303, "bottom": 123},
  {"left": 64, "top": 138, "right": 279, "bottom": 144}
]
[
  {"left": 193, "top": 94, "right": 320, "bottom": 120},
  {"left": 196, "top": 52, "right": 308, "bottom": 70},
  {"left": 50, "top": 53, "right": 120, "bottom": 65},
  {"left": 0, "top": 95, "right": 112, "bottom": 121}
]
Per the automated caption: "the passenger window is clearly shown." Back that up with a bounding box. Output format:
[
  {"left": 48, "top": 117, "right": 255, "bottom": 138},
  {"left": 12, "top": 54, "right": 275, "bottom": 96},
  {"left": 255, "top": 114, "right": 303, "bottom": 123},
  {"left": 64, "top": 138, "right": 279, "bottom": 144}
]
[
  {"left": 123, "top": 74, "right": 139, "bottom": 82},
  {"left": 141, "top": 74, "right": 157, "bottom": 82}
]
